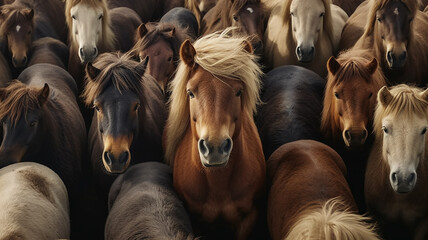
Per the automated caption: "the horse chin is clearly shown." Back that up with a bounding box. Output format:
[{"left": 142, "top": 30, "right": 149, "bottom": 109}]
[
  {"left": 297, "top": 57, "right": 313, "bottom": 63},
  {"left": 200, "top": 156, "right": 230, "bottom": 168},
  {"left": 392, "top": 184, "right": 415, "bottom": 194}
]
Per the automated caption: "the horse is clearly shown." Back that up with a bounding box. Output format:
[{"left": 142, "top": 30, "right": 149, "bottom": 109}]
[
  {"left": 27, "top": 37, "right": 69, "bottom": 69},
  {"left": 130, "top": 8, "right": 197, "bottom": 91},
  {"left": 160, "top": 7, "right": 198, "bottom": 38},
  {"left": 332, "top": 0, "right": 364, "bottom": 16},
  {"left": 65, "top": 0, "right": 141, "bottom": 89},
  {"left": 341, "top": 0, "right": 428, "bottom": 85},
  {"left": 0, "top": 162, "right": 70, "bottom": 240},
  {"left": 366, "top": 85, "right": 428, "bottom": 239},
  {"left": 267, "top": 140, "right": 380, "bottom": 240},
  {"left": 0, "top": 52, "right": 11, "bottom": 87},
  {"left": 106, "top": 162, "right": 196, "bottom": 240},
  {"left": 0, "top": 0, "right": 67, "bottom": 72},
  {"left": 163, "top": 31, "right": 265, "bottom": 239},
  {"left": 256, "top": 65, "right": 325, "bottom": 160},
  {"left": 264, "top": 0, "right": 348, "bottom": 75},
  {"left": 185, "top": 0, "right": 218, "bottom": 27}
]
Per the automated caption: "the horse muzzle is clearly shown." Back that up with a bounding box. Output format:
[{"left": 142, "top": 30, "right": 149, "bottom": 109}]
[
  {"left": 102, "top": 150, "right": 131, "bottom": 174},
  {"left": 12, "top": 56, "right": 28, "bottom": 69},
  {"left": 390, "top": 170, "right": 416, "bottom": 194},
  {"left": 79, "top": 46, "right": 98, "bottom": 63},
  {"left": 343, "top": 128, "right": 368, "bottom": 148},
  {"left": 198, "top": 138, "right": 232, "bottom": 167},
  {"left": 296, "top": 45, "right": 315, "bottom": 63},
  {"left": 386, "top": 50, "right": 407, "bottom": 69}
]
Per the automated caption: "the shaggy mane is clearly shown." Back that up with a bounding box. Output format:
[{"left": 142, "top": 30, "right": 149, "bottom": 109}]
[{"left": 0, "top": 4, "right": 33, "bottom": 36}]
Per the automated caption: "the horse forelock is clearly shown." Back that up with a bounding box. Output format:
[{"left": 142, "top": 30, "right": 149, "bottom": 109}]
[
  {"left": 164, "top": 29, "right": 262, "bottom": 166},
  {"left": 0, "top": 7, "right": 34, "bottom": 36},
  {"left": 0, "top": 80, "right": 42, "bottom": 127},
  {"left": 364, "top": 0, "right": 418, "bottom": 36},
  {"left": 65, "top": 0, "right": 115, "bottom": 51},
  {"left": 81, "top": 52, "right": 146, "bottom": 106},
  {"left": 374, "top": 84, "right": 428, "bottom": 139}
]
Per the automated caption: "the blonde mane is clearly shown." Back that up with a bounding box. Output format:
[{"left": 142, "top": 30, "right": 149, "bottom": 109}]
[
  {"left": 164, "top": 29, "right": 262, "bottom": 165},
  {"left": 373, "top": 84, "right": 428, "bottom": 139},
  {"left": 285, "top": 198, "right": 380, "bottom": 240},
  {"left": 272, "top": 0, "right": 335, "bottom": 42},
  {"left": 363, "top": 0, "right": 419, "bottom": 36},
  {"left": 65, "top": 0, "right": 115, "bottom": 51}
]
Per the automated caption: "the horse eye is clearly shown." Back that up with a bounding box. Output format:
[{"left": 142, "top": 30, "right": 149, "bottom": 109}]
[
  {"left": 320, "top": 12, "right": 325, "bottom": 17},
  {"left": 290, "top": 12, "right": 294, "bottom": 17},
  {"left": 93, "top": 105, "right": 101, "bottom": 112},
  {"left": 233, "top": 15, "right": 238, "bottom": 21},
  {"left": 369, "top": 92, "right": 373, "bottom": 98},
  {"left": 187, "top": 90, "right": 195, "bottom": 99},
  {"left": 27, "top": 30, "right": 31, "bottom": 35},
  {"left": 334, "top": 92, "right": 340, "bottom": 99},
  {"left": 382, "top": 126, "right": 389, "bottom": 134},
  {"left": 377, "top": 17, "right": 382, "bottom": 23},
  {"left": 134, "top": 103, "right": 140, "bottom": 111},
  {"left": 29, "top": 121, "right": 37, "bottom": 127},
  {"left": 72, "top": 15, "right": 76, "bottom": 20},
  {"left": 236, "top": 89, "right": 242, "bottom": 97},
  {"left": 409, "top": 17, "right": 413, "bottom": 23},
  {"left": 167, "top": 56, "right": 172, "bottom": 62},
  {"left": 422, "top": 128, "right": 427, "bottom": 135},
  {"left": 98, "top": 14, "right": 103, "bottom": 20}
]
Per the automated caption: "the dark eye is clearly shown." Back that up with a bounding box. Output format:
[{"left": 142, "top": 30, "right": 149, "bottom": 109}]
[
  {"left": 377, "top": 17, "right": 382, "bottom": 23},
  {"left": 233, "top": 15, "right": 238, "bottom": 21},
  {"left": 334, "top": 92, "right": 340, "bottom": 99},
  {"left": 369, "top": 92, "right": 373, "bottom": 98},
  {"left": 93, "top": 105, "right": 100, "bottom": 112},
  {"left": 409, "top": 17, "right": 413, "bottom": 23},
  {"left": 27, "top": 30, "right": 31, "bottom": 35},
  {"left": 134, "top": 103, "right": 140, "bottom": 111},
  {"left": 382, "top": 126, "right": 389, "bottom": 134},
  {"left": 187, "top": 90, "right": 194, "bottom": 99},
  {"left": 167, "top": 56, "right": 172, "bottom": 62},
  {"left": 29, "top": 121, "right": 37, "bottom": 127},
  {"left": 98, "top": 14, "right": 103, "bottom": 20},
  {"left": 290, "top": 12, "right": 294, "bottom": 17},
  {"left": 236, "top": 89, "right": 242, "bottom": 97},
  {"left": 320, "top": 12, "right": 325, "bottom": 17},
  {"left": 72, "top": 15, "right": 76, "bottom": 20},
  {"left": 422, "top": 128, "right": 427, "bottom": 135}
]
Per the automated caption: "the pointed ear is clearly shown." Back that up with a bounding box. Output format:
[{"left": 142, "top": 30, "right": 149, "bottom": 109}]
[
  {"left": 378, "top": 86, "right": 393, "bottom": 107},
  {"left": 137, "top": 23, "right": 148, "bottom": 38},
  {"left": 180, "top": 39, "right": 196, "bottom": 67},
  {"left": 367, "top": 58, "right": 378, "bottom": 75},
  {"left": 242, "top": 40, "right": 253, "bottom": 54},
  {"left": 420, "top": 88, "right": 428, "bottom": 101},
  {"left": 166, "top": 27, "right": 175, "bottom": 38},
  {"left": 85, "top": 62, "right": 101, "bottom": 81},
  {"left": 37, "top": 83, "right": 49, "bottom": 105},
  {"left": 23, "top": 8, "right": 34, "bottom": 20},
  {"left": 136, "top": 56, "right": 149, "bottom": 76},
  {"left": 327, "top": 56, "right": 341, "bottom": 75}
]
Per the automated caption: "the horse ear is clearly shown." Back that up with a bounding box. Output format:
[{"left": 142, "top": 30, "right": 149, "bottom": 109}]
[
  {"left": 136, "top": 56, "right": 149, "bottom": 76},
  {"left": 37, "top": 83, "right": 50, "bottom": 106},
  {"left": 378, "top": 86, "right": 393, "bottom": 107},
  {"left": 86, "top": 62, "right": 101, "bottom": 81},
  {"left": 420, "top": 88, "right": 428, "bottom": 101},
  {"left": 367, "top": 58, "right": 378, "bottom": 75},
  {"left": 242, "top": 40, "right": 253, "bottom": 54},
  {"left": 327, "top": 56, "right": 341, "bottom": 75},
  {"left": 23, "top": 9, "right": 34, "bottom": 20},
  {"left": 137, "top": 23, "right": 148, "bottom": 38},
  {"left": 180, "top": 39, "right": 196, "bottom": 67}
]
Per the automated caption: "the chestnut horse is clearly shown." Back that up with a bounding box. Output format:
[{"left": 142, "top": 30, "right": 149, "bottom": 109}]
[
  {"left": 256, "top": 65, "right": 325, "bottom": 160},
  {"left": 341, "top": 0, "right": 428, "bottom": 85},
  {"left": 0, "top": 0, "right": 67, "bottom": 72},
  {"left": 268, "top": 140, "right": 380, "bottom": 240},
  {"left": 0, "top": 162, "right": 70, "bottom": 239},
  {"left": 106, "top": 162, "right": 196, "bottom": 240},
  {"left": 65, "top": 0, "right": 141, "bottom": 89},
  {"left": 366, "top": 85, "right": 428, "bottom": 239},
  {"left": 164, "top": 32, "right": 265, "bottom": 239},
  {"left": 130, "top": 8, "right": 197, "bottom": 91},
  {"left": 264, "top": 0, "right": 348, "bottom": 75}
]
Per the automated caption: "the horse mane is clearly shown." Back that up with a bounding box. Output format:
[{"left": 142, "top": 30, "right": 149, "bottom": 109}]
[
  {"left": 130, "top": 22, "right": 190, "bottom": 65},
  {"left": 0, "top": 4, "right": 33, "bottom": 36},
  {"left": 364, "top": 0, "right": 419, "bottom": 36},
  {"left": 81, "top": 51, "right": 149, "bottom": 106},
  {"left": 65, "top": 0, "right": 115, "bottom": 51},
  {"left": 164, "top": 29, "right": 263, "bottom": 166},
  {"left": 0, "top": 80, "right": 43, "bottom": 127},
  {"left": 285, "top": 198, "right": 379, "bottom": 240},
  {"left": 373, "top": 84, "right": 428, "bottom": 139},
  {"left": 273, "top": 0, "right": 334, "bottom": 42},
  {"left": 184, "top": 0, "right": 201, "bottom": 28},
  {"left": 321, "top": 49, "right": 386, "bottom": 144}
]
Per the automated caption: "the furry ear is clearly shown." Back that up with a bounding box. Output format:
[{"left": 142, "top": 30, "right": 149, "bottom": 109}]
[
  {"left": 136, "top": 56, "right": 149, "bottom": 76},
  {"left": 327, "top": 56, "right": 341, "bottom": 75},
  {"left": 137, "top": 23, "right": 148, "bottom": 38},
  {"left": 378, "top": 86, "right": 393, "bottom": 107},
  {"left": 180, "top": 39, "right": 196, "bottom": 67},
  {"left": 86, "top": 62, "right": 101, "bottom": 81},
  {"left": 37, "top": 83, "right": 50, "bottom": 106},
  {"left": 242, "top": 40, "right": 253, "bottom": 54},
  {"left": 367, "top": 58, "right": 378, "bottom": 75},
  {"left": 420, "top": 88, "right": 428, "bottom": 101},
  {"left": 23, "top": 8, "right": 34, "bottom": 20}
]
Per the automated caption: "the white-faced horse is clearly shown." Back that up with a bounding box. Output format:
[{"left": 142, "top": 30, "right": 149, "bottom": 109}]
[
  {"left": 264, "top": 0, "right": 348, "bottom": 75},
  {"left": 366, "top": 85, "right": 428, "bottom": 239}
]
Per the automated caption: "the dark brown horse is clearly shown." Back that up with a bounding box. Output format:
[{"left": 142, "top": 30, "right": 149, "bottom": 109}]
[
  {"left": 0, "top": 0, "right": 67, "bottom": 71},
  {"left": 267, "top": 140, "right": 379, "bottom": 240},
  {"left": 341, "top": 0, "right": 428, "bottom": 85},
  {"left": 164, "top": 33, "right": 265, "bottom": 239},
  {"left": 256, "top": 65, "right": 325, "bottom": 160},
  {"left": 28, "top": 37, "right": 69, "bottom": 69},
  {"left": 185, "top": 0, "right": 218, "bottom": 27},
  {"left": 332, "top": 0, "right": 364, "bottom": 16},
  {"left": 106, "top": 162, "right": 196, "bottom": 240},
  {"left": 0, "top": 52, "right": 11, "bottom": 87},
  {"left": 130, "top": 11, "right": 196, "bottom": 91}
]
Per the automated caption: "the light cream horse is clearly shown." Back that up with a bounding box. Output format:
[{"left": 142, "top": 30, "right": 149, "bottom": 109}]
[
  {"left": 366, "top": 85, "right": 428, "bottom": 239},
  {"left": 0, "top": 162, "right": 70, "bottom": 240},
  {"left": 264, "top": 0, "right": 348, "bottom": 76}
]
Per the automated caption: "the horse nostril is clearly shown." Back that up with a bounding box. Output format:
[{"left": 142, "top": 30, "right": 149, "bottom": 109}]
[
  {"left": 198, "top": 139, "right": 209, "bottom": 157},
  {"left": 387, "top": 51, "right": 393, "bottom": 63},
  {"left": 309, "top": 46, "right": 315, "bottom": 55},
  {"left": 79, "top": 48, "right": 84, "bottom": 57},
  {"left": 399, "top": 51, "right": 407, "bottom": 61},
  {"left": 104, "top": 152, "right": 112, "bottom": 166},
  {"left": 362, "top": 129, "right": 367, "bottom": 139},
  {"left": 408, "top": 172, "right": 416, "bottom": 183},
  {"left": 296, "top": 46, "right": 302, "bottom": 57},
  {"left": 93, "top": 47, "right": 98, "bottom": 56},
  {"left": 118, "top": 151, "right": 129, "bottom": 164},
  {"left": 345, "top": 130, "right": 351, "bottom": 141},
  {"left": 391, "top": 172, "right": 398, "bottom": 184},
  {"left": 220, "top": 138, "right": 232, "bottom": 155},
  {"left": 22, "top": 56, "right": 27, "bottom": 65}
]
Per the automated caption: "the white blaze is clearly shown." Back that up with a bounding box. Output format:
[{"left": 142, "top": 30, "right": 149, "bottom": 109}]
[{"left": 16, "top": 25, "right": 21, "bottom": 32}]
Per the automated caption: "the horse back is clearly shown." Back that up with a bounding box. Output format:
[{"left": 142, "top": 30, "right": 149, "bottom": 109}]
[
  {"left": 110, "top": 7, "right": 142, "bottom": 52},
  {"left": 28, "top": 37, "right": 69, "bottom": 70},
  {"left": 160, "top": 7, "right": 199, "bottom": 39},
  {"left": 338, "top": 0, "right": 369, "bottom": 51}
]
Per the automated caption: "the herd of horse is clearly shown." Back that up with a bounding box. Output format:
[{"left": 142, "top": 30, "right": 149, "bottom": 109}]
[{"left": 0, "top": 0, "right": 427, "bottom": 239}]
